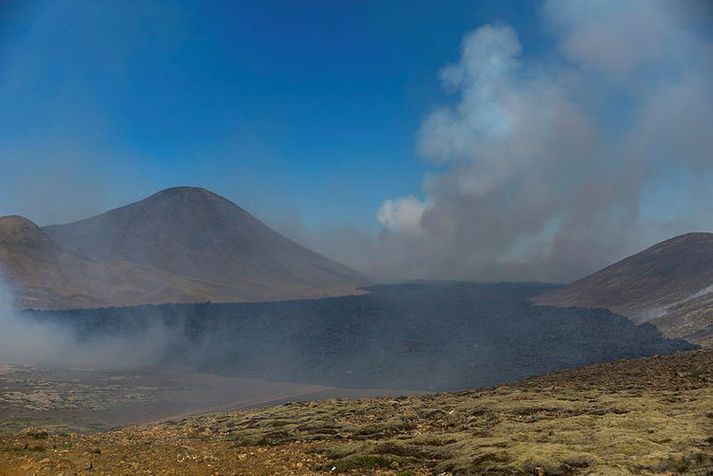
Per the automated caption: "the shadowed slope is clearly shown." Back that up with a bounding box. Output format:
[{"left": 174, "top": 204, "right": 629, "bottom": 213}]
[
  {"left": 0, "top": 215, "right": 221, "bottom": 308},
  {"left": 44, "top": 187, "right": 364, "bottom": 292},
  {"left": 536, "top": 233, "right": 713, "bottom": 345},
  {"left": 1, "top": 188, "right": 366, "bottom": 309}
]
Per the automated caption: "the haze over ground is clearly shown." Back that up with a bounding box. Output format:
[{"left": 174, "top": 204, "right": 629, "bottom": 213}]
[
  {"left": 1, "top": 0, "right": 712, "bottom": 283},
  {"left": 1, "top": 0, "right": 712, "bottom": 366},
  {"left": 2, "top": 3, "right": 713, "bottom": 473}
]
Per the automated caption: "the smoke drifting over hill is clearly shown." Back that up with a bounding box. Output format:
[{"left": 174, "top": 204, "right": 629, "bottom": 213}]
[
  {"left": 0, "top": 275, "right": 175, "bottom": 369},
  {"left": 369, "top": 0, "right": 713, "bottom": 282}
]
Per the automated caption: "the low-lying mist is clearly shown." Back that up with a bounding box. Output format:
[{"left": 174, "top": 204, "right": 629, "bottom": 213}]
[
  {"left": 2, "top": 281, "right": 694, "bottom": 391},
  {"left": 0, "top": 277, "right": 182, "bottom": 369}
]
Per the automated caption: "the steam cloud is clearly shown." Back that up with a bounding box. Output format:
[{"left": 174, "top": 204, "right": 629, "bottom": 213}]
[
  {"left": 371, "top": 0, "right": 713, "bottom": 282},
  {"left": 0, "top": 275, "right": 175, "bottom": 368},
  {"left": 2, "top": 0, "right": 712, "bottom": 289}
]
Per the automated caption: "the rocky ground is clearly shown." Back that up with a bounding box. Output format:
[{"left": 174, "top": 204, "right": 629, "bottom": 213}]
[
  {"left": 0, "top": 364, "right": 411, "bottom": 434},
  {"left": 1, "top": 350, "right": 712, "bottom": 475}
]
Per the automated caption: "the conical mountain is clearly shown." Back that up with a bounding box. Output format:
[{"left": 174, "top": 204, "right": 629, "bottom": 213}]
[{"left": 0, "top": 187, "right": 366, "bottom": 309}]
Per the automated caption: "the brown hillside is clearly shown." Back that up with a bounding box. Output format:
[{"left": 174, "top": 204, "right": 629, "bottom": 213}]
[
  {"left": 536, "top": 232, "right": 713, "bottom": 345},
  {"left": 0, "top": 188, "right": 367, "bottom": 309}
]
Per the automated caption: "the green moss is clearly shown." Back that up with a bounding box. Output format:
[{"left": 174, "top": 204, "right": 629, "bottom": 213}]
[
  {"left": 25, "top": 430, "right": 49, "bottom": 440},
  {"left": 329, "top": 453, "right": 418, "bottom": 472},
  {"left": 177, "top": 350, "right": 713, "bottom": 475}
]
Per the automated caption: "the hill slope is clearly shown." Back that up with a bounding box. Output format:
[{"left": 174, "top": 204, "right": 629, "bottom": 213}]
[
  {"left": 1, "top": 187, "right": 366, "bottom": 309},
  {"left": 0, "top": 215, "right": 211, "bottom": 309},
  {"left": 2, "top": 348, "right": 711, "bottom": 475},
  {"left": 535, "top": 232, "right": 713, "bottom": 345}
]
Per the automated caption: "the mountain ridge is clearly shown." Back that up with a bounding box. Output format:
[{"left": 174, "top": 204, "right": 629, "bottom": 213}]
[
  {"left": 536, "top": 231, "right": 713, "bottom": 345},
  {"left": 0, "top": 187, "right": 367, "bottom": 309}
]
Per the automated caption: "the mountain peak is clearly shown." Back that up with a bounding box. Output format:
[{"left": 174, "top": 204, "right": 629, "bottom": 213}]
[
  {"left": 0, "top": 215, "right": 38, "bottom": 228},
  {"left": 152, "top": 186, "right": 223, "bottom": 200},
  {"left": 131, "top": 186, "right": 250, "bottom": 219},
  {"left": 30, "top": 187, "right": 366, "bottom": 308},
  {"left": 652, "top": 232, "right": 713, "bottom": 248},
  {"left": 0, "top": 215, "right": 46, "bottom": 244}
]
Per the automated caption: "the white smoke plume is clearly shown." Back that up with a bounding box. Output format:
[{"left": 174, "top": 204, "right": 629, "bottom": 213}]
[
  {"left": 373, "top": 0, "right": 713, "bottom": 282},
  {"left": 0, "top": 275, "right": 174, "bottom": 369}
]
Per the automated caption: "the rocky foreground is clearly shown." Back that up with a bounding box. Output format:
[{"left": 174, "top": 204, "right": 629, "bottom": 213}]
[{"left": 1, "top": 350, "right": 712, "bottom": 475}]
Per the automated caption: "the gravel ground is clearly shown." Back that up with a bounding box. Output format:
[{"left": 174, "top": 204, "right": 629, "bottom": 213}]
[{"left": 1, "top": 349, "right": 712, "bottom": 475}]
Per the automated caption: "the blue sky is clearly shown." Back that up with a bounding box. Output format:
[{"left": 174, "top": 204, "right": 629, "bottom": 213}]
[
  {"left": 1, "top": 1, "right": 711, "bottom": 281},
  {"left": 0, "top": 0, "right": 542, "bottom": 230}
]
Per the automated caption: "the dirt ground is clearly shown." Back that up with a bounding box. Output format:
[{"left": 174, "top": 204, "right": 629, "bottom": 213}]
[
  {"left": 1, "top": 350, "right": 712, "bottom": 475},
  {"left": 0, "top": 364, "right": 415, "bottom": 434}
]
